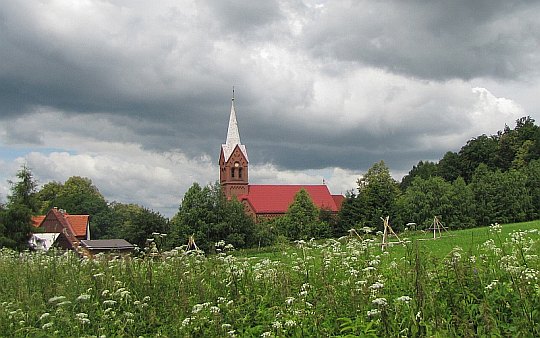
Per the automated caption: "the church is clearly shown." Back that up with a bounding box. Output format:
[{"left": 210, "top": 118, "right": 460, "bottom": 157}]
[{"left": 219, "top": 95, "right": 344, "bottom": 221}]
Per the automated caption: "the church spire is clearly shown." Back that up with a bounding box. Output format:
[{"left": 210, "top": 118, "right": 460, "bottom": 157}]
[
  {"left": 221, "top": 89, "right": 248, "bottom": 162},
  {"left": 226, "top": 91, "right": 241, "bottom": 147}
]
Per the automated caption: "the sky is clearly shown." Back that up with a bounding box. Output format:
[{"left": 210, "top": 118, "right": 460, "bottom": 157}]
[{"left": 1, "top": 0, "right": 539, "bottom": 217}]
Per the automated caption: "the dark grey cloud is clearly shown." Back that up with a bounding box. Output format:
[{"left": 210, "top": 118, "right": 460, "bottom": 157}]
[
  {"left": 0, "top": 0, "right": 536, "bottom": 186},
  {"left": 303, "top": 0, "right": 540, "bottom": 80}
]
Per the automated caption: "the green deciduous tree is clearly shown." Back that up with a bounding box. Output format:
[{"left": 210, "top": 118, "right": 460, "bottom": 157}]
[
  {"left": 170, "top": 182, "right": 256, "bottom": 252},
  {"left": 336, "top": 191, "right": 363, "bottom": 236},
  {"left": 397, "top": 176, "right": 453, "bottom": 230},
  {"left": 400, "top": 161, "right": 438, "bottom": 190},
  {"left": 357, "top": 161, "right": 401, "bottom": 231},
  {"left": 471, "top": 164, "right": 531, "bottom": 226},
  {"left": 36, "top": 176, "right": 110, "bottom": 238},
  {"left": 281, "top": 189, "right": 329, "bottom": 240}
]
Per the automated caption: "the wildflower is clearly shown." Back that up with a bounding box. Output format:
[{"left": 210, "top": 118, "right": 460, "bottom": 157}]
[
  {"left": 181, "top": 317, "right": 191, "bottom": 327},
  {"left": 39, "top": 313, "right": 50, "bottom": 321},
  {"left": 261, "top": 332, "right": 272, "bottom": 338},
  {"left": 395, "top": 296, "right": 411, "bottom": 304},
  {"left": 192, "top": 303, "right": 205, "bottom": 313},
  {"left": 485, "top": 280, "right": 498, "bottom": 290},
  {"left": 210, "top": 306, "right": 220, "bottom": 314},
  {"left": 48, "top": 296, "right": 66, "bottom": 304},
  {"left": 77, "top": 294, "right": 91, "bottom": 301},
  {"left": 103, "top": 300, "right": 117, "bottom": 306},
  {"left": 285, "top": 297, "right": 295, "bottom": 305},
  {"left": 284, "top": 320, "right": 296, "bottom": 327},
  {"left": 102, "top": 290, "right": 110, "bottom": 297},
  {"left": 367, "top": 309, "right": 380, "bottom": 317},
  {"left": 56, "top": 301, "right": 72, "bottom": 307},
  {"left": 372, "top": 298, "right": 387, "bottom": 307},
  {"left": 489, "top": 223, "right": 502, "bottom": 234},
  {"left": 272, "top": 321, "right": 282, "bottom": 329},
  {"left": 42, "top": 322, "right": 54, "bottom": 330},
  {"left": 369, "top": 281, "right": 384, "bottom": 290},
  {"left": 222, "top": 323, "right": 232, "bottom": 330}
]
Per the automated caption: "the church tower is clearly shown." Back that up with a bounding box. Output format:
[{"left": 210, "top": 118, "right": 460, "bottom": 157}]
[{"left": 219, "top": 92, "right": 249, "bottom": 199}]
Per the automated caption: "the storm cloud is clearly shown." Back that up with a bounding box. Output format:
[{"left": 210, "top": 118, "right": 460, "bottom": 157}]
[{"left": 0, "top": 0, "right": 537, "bottom": 216}]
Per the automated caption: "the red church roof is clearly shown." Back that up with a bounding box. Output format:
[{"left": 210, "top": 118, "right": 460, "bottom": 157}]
[{"left": 239, "top": 185, "right": 341, "bottom": 214}]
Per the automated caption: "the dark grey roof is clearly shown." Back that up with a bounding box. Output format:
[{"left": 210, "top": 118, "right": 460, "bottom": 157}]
[{"left": 80, "top": 239, "right": 134, "bottom": 250}]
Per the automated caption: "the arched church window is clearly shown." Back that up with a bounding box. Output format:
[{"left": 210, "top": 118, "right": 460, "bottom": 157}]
[
  {"left": 231, "top": 167, "right": 235, "bottom": 178},
  {"left": 239, "top": 167, "right": 243, "bottom": 178}
]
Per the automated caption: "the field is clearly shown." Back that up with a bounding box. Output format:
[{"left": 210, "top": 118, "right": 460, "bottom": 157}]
[{"left": 1, "top": 220, "right": 539, "bottom": 337}]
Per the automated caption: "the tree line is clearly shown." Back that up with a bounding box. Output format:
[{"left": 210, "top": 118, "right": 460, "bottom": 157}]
[
  {"left": 337, "top": 116, "right": 540, "bottom": 234},
  {"left": 1, "top": 116, "right": 539, "bottom": 251}
]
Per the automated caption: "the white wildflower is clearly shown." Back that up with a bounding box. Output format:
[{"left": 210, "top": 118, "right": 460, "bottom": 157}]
[
  {"left": 372, "top": 297, "right": 387, "bottom": 307},
  {"left": 284, "top": 319, "right": 296, "bottom": 327},
  {"left": 77, "top": 294, "right": 91, "bottom": 301},
  {"left": 285, "top": 297, "right": 295, "bottom": 305},
  {"left": 367, "top": 309, "right": 380, "bottom": 317},
  {"left": 396, "top": 296, "right": 411, "bottom": 304},
  {"left": 48, "top": 296, "right": 66, "bottom": 304}
]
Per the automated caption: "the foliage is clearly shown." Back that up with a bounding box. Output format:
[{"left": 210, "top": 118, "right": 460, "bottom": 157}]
[
  {"left": 471, "top": 164, "right": 532, "bottom": 226},
  {"left": 0, "top": 221, "right": 539, "bottom": 337},
  {"left": 397, "top": 176, "right": 453, "bottom": 230},
  {"left": 36, "top": 176, "right": 109, "bottom": 238},
  {"left": 104, "top": 203, "right": 169, "bottom": 249},
  {"left": 280, "top": 189, "right": 330, "bottom": 240},
  {"left": 7, "top": 165, "right": 39, "bottom": 213},
  {"left": 356, "top": 161, "right": 401, "bottom": 231},
  {"left": 335, "top": 191, "right": 363, "bottom": 236},
  {"left": 170, "top": 182, "right": 256, "bottom": 252},
  {"left": 400, "top": 160, "right": 438, "bottom": 190},
  {"left": 0, "top": 165, "right": 38, "bottom": 250}
]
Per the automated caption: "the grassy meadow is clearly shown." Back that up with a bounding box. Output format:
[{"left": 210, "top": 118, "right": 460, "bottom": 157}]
[{"left": 1, "top": 220, "right": 539, "bottom": 337}]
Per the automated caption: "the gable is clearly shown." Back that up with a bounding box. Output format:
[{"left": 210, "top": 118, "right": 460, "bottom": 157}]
[
  {"left": 240, "top": 185, "right": 340, "bottom": 214},
  {"left": 34, "top": 209, "right": 88, "bottom": 238}
]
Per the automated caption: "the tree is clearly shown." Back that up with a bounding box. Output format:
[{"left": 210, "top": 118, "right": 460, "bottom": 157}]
[
  {"left": 336, "top": 191, "right": 363, "bottom": 236},
  {"left": 471, "top": 164, "right": 531, "bottom": 225},
  {"left": 400, "top": 161, "right": 438, "bottom": 190},
  {"left": 117, "top": 206, "right": 169, "bottom": 249},
  {"left": 446, "top": 177, "right": 475, "bottom": 229},
  {"left": 0, "top": 165, "right": 39, "bottom": 250},
  {"left": 7, "top": 165, "right": 39, "bottom": 214},
  {"left": 459, "top": 135, "right": 499, "bottom": 182},
  {"left": 170, "top": 182, "right": 256, "bottom": 252},
  {"left": 437, "top": 151, "right": 462, "bottom": 182},
  {"left": 397, "top": 176, "right": 453, "bottom": 230},
  {"left": 281, "top": 189, "right": 328, "bottom": 240},
  {"left": 36, "top": 176, "right": 110, "bottom": 238},
  {"left": 357, "top": 161, "right": 401, "bottom": 231},
  {"left": 524, "top": 160, "right": 540, "bottom": 219}
]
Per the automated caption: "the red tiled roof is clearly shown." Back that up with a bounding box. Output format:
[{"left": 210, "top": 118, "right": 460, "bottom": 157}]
[
  {"left": 332, "top": 195, "right": 346, "bottom": 210},
  {"left": 31, "top": 216, "right": 46, "bottom": 228},
  {"left": 65, "top": 215, "right": 89, "bottom": 237},
  {"left": 32, "top": 210, "right": 89, "bottom": 238},
  {"left": 239, "top": 185, "right": 340, "bottom": 214}
]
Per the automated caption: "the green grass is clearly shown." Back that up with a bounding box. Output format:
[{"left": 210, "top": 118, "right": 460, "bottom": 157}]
[{"left": 0, "top": 220, "right": 539, "bottom": 337}]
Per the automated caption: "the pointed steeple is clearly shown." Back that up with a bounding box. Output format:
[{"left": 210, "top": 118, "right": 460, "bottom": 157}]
[
  {"left": 222, "top": 90, "right": 248, "bottom": 162},
  {"left": 226, "top": 96, "right": 241, "bottom": 147}
]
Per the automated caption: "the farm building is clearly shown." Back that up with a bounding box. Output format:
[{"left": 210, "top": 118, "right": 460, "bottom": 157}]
[
  {"left": 219, "top": 96, "right": 344, "bottom": 221},
  {"left": 30, "top": 208, "right": 134, "bottom": 256}
]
